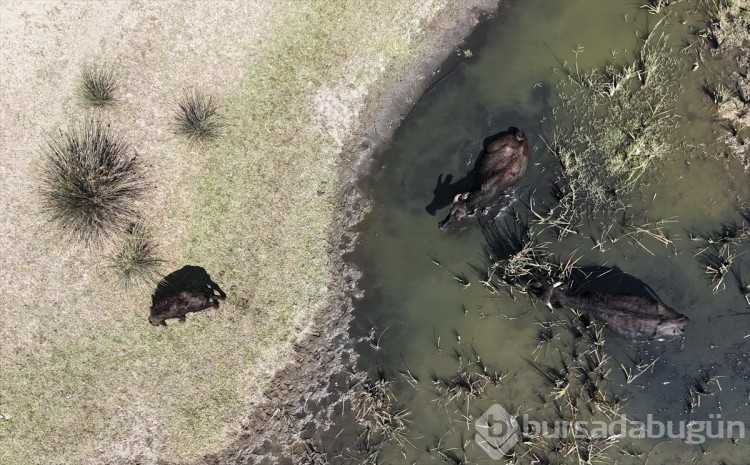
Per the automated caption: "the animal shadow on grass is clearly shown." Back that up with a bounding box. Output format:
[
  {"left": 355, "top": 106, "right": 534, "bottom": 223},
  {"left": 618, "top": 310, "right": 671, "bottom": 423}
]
[{"left": 151, "top": 265, "right": 226, "bottom": 305}]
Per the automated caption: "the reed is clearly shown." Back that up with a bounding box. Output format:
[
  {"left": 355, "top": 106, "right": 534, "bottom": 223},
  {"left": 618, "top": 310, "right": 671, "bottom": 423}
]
[
  {"left": 702, "top": 81, "right": 734, "bottom": 104},
  {"left": 355, "top": 376, "right": 412, "bottom": 449}
]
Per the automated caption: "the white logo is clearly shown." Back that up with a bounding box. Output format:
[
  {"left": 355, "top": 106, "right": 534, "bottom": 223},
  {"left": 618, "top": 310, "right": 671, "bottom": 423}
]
[{"left": 475, "top": 404, "right": 519, "bottom": 459}]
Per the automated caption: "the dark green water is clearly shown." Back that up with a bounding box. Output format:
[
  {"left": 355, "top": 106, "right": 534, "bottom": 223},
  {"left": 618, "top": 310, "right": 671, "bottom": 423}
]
[{"left": 328, "top": 1, "right": 750, "bottom": 463}]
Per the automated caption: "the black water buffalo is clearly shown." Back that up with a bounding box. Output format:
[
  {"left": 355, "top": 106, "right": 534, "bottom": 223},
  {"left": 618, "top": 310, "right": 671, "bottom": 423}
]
[
  {"left": 149, "top": 290, "right": 224, "bottom": 326},
  {"left": 541, "top": 282, "right": 689, "bottom": 340},
  {"left": 439, "top": 127, "right": 529, "bottom": 230}
]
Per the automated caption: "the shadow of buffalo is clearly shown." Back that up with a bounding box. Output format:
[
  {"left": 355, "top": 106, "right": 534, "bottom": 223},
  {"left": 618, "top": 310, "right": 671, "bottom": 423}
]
[{"left": 152, "top": 265, "right": 226, "bottom": 306}]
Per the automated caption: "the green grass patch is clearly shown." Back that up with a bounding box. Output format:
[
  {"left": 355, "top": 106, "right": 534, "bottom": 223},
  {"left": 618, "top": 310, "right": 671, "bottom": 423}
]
[{"left": 2, "top": 2, "right": 459, "bottom": 464}]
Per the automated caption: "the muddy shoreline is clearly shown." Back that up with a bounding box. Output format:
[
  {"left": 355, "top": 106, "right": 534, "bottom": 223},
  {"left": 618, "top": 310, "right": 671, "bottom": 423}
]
[
  {"left": 185, "top": 1, "right": 500, "bottom": 464},
  {"left": 199, "top": 1, "right": 750, "bottom": 463}
]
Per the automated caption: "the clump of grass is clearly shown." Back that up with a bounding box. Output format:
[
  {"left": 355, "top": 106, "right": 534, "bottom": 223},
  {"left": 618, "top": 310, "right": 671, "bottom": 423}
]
[
  {"left": 433, "top": 352, "right": 506, "bottom": 434},
  {"left": 355, "top": 376, "right": 411, "bottom": 448},
  {"left": 108, "top": 222, "right": 163, "bottom": 288},
  {"left": 532, "top": 320, "right": 560, "bottom": 361},
  {"left": 702, "top": 81, "right": 733, "bottom": 104},
  {"left": 523, "top": 331, "right": 625, "bottom": 460},
  {"left": 436, "top": 362, "right": 499, "bottom": 406},
  {"left": 702, "top": 247, "right": 742, "bottom": 294},
  {"left": 174, "top": 89, "right": 223, "bottom": 143},
  {"left": 685, "top": 370, "right": 724, "bottom": 412},
  {"left": 38, "top": 120, "right": 146, "bottom": 244},
  {"left": 79, "top": 65, "right": 118, "bottom": 107},
  {"left": 692, "top": 207, "right": 750, "bottom": 293},
  {"left": 482, "top": 231, "right": 579, "bottom": 297},
  {"left": 693, "top": 222, "right": 750, "bottom": 250}
]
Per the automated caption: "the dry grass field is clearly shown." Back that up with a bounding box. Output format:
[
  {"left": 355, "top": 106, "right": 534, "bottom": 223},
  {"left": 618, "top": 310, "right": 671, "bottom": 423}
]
[{"left": 0, "top": 0, "right": 494, "bottom": 463}]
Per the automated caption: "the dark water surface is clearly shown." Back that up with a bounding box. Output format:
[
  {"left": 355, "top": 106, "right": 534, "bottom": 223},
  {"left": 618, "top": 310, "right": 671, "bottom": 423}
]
[{"left": 327, "top": 1, "right": 750, "bottom": 463}]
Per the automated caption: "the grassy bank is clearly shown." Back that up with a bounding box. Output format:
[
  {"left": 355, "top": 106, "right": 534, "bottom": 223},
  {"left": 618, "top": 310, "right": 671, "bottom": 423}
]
[{"left": 0, "top": 1, "right": 490, "bottom": 463}]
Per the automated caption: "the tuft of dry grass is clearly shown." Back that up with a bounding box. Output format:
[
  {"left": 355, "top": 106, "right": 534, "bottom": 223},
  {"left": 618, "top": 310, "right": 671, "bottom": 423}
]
[
  {"left": 79, "top": 64, "right": 118, "bottom": 107},
  {"left": 355, "top": 376, "right": 412, "bottom": 449},
  {"left": 692, "top": 204, "right": 750, "bottom": 294},
  {"left": 174, "top": 89, "right": 223, "bottom": 144},
  {"left": 37, "top": 120, "right": 146, "bottom": 245},
  {"left": 107, "top": 222, "right": 164, "bottom": 288}
]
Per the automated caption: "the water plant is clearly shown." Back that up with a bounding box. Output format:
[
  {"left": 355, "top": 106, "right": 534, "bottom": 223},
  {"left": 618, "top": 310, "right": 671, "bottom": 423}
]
[
  {"left": 532, "top": 320, "right": 560, "bottom": 361},
  {"left": 543, "top": 18, "right": 682, "bottom": 224},
  {"left": 641, "top": 0, "right": 671, "bottom": 15},
  {"left": 355, "top": 376, "right": 412, "bottom": 449},
  {"left": 38, "top": 120, "right": 146, "bottom": 244},
  {"left": 692, "top": 207, "right": 750, "bottom": 294},
  {"left": 703, "top": 247, "right": 741, "bottom": 293},
  {"left": 685, "top": 370, "right": 724, "bottom": 411},
  {"left": 480, "top": 216, "right": 580, "bottom": 296},
  {"left": 620, "top": 356, "right": 660, "bottom": 384},
  {"left": 399, "top": 368, "right": 419, "bottom": 391},
  {"left": 174, "top": 89, "right": 223, "bottom": 143},
  {"left": 79, "top": 64, "right": 118, "bottom": 107},
  {"left": 368, "top": 325, "right": 391, "bottom": 351}
]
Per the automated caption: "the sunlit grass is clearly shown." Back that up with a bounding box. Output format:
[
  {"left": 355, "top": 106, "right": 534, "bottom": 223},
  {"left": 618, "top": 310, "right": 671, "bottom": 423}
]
[
  {"left": 107, "top": 222, "right": 163, "bottom": 288},
  {"left": 5, "top": 1, "right": 464, "bottom": 464}
]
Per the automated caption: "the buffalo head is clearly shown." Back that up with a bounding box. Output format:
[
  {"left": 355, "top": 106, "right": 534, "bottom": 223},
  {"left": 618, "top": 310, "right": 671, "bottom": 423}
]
[
  {"left": 438, "top": 193, "right": 477, "bottom": 230},
  {"left": 654, "top": 316, "right": 689, "bottom": 340}
]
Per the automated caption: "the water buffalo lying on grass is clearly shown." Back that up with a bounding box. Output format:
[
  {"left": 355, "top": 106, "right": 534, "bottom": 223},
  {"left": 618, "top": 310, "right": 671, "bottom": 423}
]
[
  {"left": 541, "top": 282, "right": 689, "bottom": 340},
  {"left": 439, "top": 127, "right": 529, "bottom": 230},
  {"left": 149, "top": 290, "right": 225, "bottom": 326}
]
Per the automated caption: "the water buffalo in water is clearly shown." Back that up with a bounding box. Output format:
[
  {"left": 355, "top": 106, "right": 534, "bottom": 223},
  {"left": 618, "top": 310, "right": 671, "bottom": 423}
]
[
  {"left": 439, "top": 127, "right": 529, "bottom": 230},
  {"left": 541, "top": 282, "right": 689, "bottom": 340},
  {"left": 149, "top": 289, "right": 225, "bottom": 326}
]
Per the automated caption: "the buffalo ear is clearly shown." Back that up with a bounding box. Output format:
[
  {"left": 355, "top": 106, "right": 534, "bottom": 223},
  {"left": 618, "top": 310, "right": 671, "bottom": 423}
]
[
  {"left": 453, "top": 193, "right": 462, "bottom": 203},
  {"left": 460, "top": 192, "right": 470, "bottom": 201}
]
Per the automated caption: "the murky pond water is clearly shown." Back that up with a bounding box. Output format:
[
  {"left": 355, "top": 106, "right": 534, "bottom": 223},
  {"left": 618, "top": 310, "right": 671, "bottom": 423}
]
[{"left": 326, "top": 1, "right": 750, "bottom": 463}]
